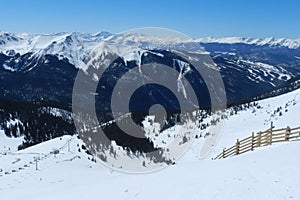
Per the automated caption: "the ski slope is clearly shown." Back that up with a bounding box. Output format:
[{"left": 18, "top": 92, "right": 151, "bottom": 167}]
[{"left": 1, "top": 88, "right": 300, "bottom": 200}]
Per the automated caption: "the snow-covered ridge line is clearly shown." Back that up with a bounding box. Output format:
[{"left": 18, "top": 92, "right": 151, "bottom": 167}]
[
  {"left": 1, "top": 31, "right": 300, "bottom": 53},
  {"left": 1, "top": 31, "right": 300, "bottom": 70},
  {"left": 195, "top": 36, "right": 300, "bottom": 49}
]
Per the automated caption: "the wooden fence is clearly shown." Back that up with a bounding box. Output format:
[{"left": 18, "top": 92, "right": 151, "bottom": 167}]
[{"left": 214, "top": 122, "right": 300, "bottom": 160}]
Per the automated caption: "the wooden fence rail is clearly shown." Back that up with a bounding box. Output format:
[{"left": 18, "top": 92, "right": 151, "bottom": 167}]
[{"left": 214, "top": 122, "right": 300, "bottom": 160}]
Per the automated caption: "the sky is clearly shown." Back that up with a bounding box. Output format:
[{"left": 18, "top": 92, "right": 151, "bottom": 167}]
[{"left": 1, "top": 0, "right": 300, "bottom": 39}]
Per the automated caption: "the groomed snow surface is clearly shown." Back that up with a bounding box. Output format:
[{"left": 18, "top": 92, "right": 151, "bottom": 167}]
[{"left": 1, "top": 88, "right": 300, "bottom": 200}]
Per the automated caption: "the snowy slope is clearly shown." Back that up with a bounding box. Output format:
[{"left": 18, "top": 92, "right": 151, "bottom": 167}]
[
  {"left": 0, "top": 131, "right": 24, "bottom": 153},
  {"left": 1, "top": 88, "right": 300, "bottom": 200},
  {"left": 1, "top": 138, "right": 299, "bottom": 200},
  {"left": 206, "top": 85, "right": 300, "bottom": 157}
]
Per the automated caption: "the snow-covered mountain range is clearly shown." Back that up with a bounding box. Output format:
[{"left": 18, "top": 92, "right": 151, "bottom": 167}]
[
  {"left": 1, "top": 31, "right": 300, "bottom": 106},
  {"left": 0, "top": 31, "right": 112, "bottom": 69},
  {"left": 0, "top": 31, "right": 300, "bottom": 154},
  {"left": 196, "top": 36, "right": 300, "bottom": 49},
  {"left": 1, "top": 31, "right": 300, "bottom": 69}
]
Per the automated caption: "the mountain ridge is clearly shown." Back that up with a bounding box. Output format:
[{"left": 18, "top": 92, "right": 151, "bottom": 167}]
[{"left": 1, "top": 31, "right": 300, "bottom": 60}]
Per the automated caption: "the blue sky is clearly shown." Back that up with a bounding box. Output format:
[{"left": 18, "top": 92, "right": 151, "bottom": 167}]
[{"left": 1, "top": 0, "right": 300, "bottom": 38}]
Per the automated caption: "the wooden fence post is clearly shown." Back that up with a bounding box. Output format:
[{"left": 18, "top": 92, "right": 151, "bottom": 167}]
[
  {"left": 236, "top": 139, "right": 240, "bottom": 155},
  {"left": 271, "top": 121, "right": 274, "bottom": 129},
  {"left": 257, "top": 132, "right": 261, "bottom": 147},
  {"left": 285, "top": 126, "right": 291, "bottom": 141},
  {"left": 269, "top": 121, "right": 273, "bottom": 145}
]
